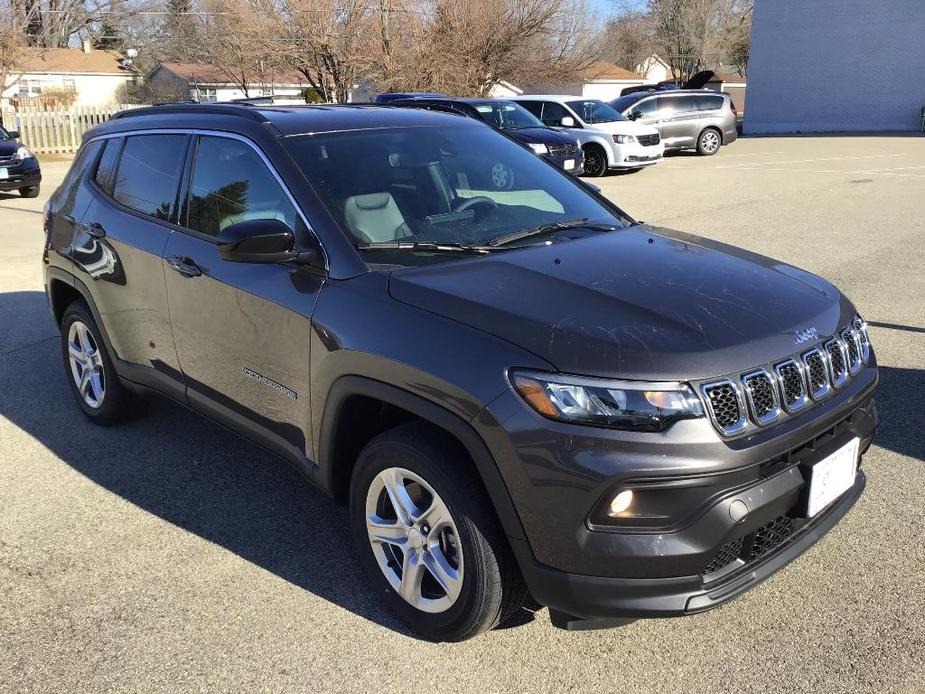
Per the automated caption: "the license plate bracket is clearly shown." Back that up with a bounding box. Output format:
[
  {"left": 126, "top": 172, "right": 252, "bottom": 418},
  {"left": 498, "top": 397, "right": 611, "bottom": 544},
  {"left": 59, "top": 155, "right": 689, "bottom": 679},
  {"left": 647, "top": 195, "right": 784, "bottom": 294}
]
[
  {"left": 0, "top": 168, "right": 8, "bottom": 179},
  {"left": 802, "top": 437, "right": 859, "bottom": 517}
]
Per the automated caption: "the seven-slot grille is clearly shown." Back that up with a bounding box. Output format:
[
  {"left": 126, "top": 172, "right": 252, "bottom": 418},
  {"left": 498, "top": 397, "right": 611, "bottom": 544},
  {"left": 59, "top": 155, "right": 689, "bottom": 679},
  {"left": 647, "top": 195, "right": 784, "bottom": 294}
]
[
  {"left": 700, "top": 321, "right": 870, "bottom": 437},
  {"left": 637, "top": 133, "right": 660, "bottom": 147}
]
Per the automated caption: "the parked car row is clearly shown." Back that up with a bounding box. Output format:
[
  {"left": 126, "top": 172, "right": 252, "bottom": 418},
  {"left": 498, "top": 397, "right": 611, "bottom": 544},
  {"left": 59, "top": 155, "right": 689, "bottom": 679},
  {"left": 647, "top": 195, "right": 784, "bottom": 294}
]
[{"left": 377, "top": 88, "right": 737, "bottom": 178}]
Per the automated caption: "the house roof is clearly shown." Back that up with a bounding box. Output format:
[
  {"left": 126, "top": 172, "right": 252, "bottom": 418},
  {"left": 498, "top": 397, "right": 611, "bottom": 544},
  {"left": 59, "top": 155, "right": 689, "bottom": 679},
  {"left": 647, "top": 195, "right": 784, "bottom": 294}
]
[
  {"left": 583, "top": 61, "right": 645, "bottom": 82},
  {"left": 19, "top": 48, "right": 135, "bottom": 75},
  {"left": 153, "top": 62, "right": 307, "bottom": 87}
]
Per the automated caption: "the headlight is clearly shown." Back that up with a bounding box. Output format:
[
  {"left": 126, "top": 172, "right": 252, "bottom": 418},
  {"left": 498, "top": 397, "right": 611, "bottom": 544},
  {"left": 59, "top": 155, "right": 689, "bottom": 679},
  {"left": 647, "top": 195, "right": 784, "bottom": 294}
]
[
  {"left": 511, "top": 370, "right": 703, "bottom": 432},
  {"left": 612, "top": 134, "right": 636, "bottom": 144},
  {"left": 528, "top": 143, "right": 549, "bottom": 155},
  {"left": 14, "top": 146, "right": 34, "bottom": 161}
]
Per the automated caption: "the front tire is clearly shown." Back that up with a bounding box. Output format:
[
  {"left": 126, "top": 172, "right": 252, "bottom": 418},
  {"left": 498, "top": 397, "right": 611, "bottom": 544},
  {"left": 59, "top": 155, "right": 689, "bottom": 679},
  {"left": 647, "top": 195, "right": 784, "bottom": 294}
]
[
  {"left": 696, "top": 128, "right": 721, "bottom": 155},
  {"left": 581, "top": 144, "right": 609, "bottom": 177},
  {"left": 60, "top": 300, "right": 137, "bottom": 425},
  {"left": 19, "top": 185, "right": 40, "bottom": 198},
  {"left": 349, "top": 423, "right": 526, "bottom": 641}
]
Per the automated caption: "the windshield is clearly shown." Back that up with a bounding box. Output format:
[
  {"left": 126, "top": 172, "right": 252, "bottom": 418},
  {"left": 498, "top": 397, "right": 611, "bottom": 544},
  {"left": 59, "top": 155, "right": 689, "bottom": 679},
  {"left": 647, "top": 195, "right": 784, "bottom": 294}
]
[
  {"left": 566, "top": 100, "right": 626, "bottom": 124},
  {"left": 609, "top": 94, "right": 645, "bottom": 113},
  {"left": 0, "top": 126, "right": 12, "bottom": 140},
  {"left": 471, "top": 101, "right": 544, "bottom": 130},
  {"left": 287, "top": 125, "right": 628, "bottom": 262}
]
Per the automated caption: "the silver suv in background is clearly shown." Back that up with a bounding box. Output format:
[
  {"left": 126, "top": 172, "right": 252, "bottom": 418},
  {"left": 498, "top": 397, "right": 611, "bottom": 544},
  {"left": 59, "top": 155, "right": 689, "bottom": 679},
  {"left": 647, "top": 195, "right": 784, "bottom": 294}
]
[{"left": 610, "top": 90, "right": 738, "bottom": 156}]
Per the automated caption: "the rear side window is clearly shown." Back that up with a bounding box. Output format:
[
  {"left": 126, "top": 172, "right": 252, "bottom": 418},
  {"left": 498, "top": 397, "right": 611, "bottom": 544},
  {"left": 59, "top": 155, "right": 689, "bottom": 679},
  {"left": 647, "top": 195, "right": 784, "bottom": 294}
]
[
  {"left": 57, "top": 140, "right": 102, "bottom": 200},
  {"left": 184, "top": 136, "right": 296, "bottom": 237},
  {"left": 659, "top": 96, "right": 696, "bottom": 116},
  {"left": 695, "top": 94, "right": 726, "bottom": 111},
  {"left": 94, "top": 137, "right": 122, "bottom": 194},
  {"left": 112, "top": 135, "right": 188, "bottom": 221}
]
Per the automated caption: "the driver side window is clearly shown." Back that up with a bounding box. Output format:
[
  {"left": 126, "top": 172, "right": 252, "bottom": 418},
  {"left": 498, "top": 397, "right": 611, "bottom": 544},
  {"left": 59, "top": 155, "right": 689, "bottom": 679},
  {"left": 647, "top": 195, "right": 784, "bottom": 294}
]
[
  {"left": 540, "top": 101, "right": 571, "bottom": 127},
  {"left": 633, "top": 98, "right": 658, "bottom": 119},
  {"left": 184, "top": 136, "right": 296, "bottom": 237}
]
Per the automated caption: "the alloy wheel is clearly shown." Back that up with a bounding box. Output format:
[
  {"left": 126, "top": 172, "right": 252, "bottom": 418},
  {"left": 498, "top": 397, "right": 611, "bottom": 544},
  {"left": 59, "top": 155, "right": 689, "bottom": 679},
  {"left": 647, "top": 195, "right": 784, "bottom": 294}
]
[
  {"left": 365, "top": 467, "right": 464, "bottom": 613},
  {"left": 67, "top": 320, "right": 105, "bottom": 408},
  {"left": 701, "top": 130, "right": 720, "bottom": 153}
]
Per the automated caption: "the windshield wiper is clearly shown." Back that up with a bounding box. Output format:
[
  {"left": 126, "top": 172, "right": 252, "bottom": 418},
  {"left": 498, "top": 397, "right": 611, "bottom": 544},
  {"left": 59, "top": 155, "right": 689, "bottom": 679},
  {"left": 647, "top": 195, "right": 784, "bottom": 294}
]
[
  {"left": 488, "top": 218, "right": 620, "bottom": 247},
  {"left": 354, "top": 241, "right": 499, "bottom": 255}
]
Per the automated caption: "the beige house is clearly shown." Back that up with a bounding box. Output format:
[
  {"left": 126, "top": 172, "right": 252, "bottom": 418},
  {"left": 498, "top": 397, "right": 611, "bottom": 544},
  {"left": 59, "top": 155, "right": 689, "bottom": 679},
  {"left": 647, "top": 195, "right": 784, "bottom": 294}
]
[{"left": 1, "top": 44, "right": 137, "bottom": 107}]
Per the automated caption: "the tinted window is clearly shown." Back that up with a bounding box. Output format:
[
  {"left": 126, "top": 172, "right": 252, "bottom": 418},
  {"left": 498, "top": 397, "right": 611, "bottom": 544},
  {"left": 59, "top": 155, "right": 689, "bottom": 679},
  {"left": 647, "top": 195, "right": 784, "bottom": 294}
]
[
  {"left": 58, "top": 140, "right": 102, "bottom": 198},
  {"left": 0, "top": 126, "right": 15, "bottom": 140},
  {"left": 94, "top": 138, "right": 122, "bottom": 194},
  {"left": 695, "top": 94, "right": 725, "bottom": 111},
  {"left": 658, "top": 96, "right": 696, "bottom": 116},
  {"left": 539, "top": 101, "right": 570, "bottom": 127},
  {"left": 112, "top": 135, "right": 188, "bottom": 221},
  {"left": 286, "top": 125, "right": 628, "bottom": 256},
  {"left": 517, "top": 101, "right": 543, "bottom": 119},
  {"left": 566, "top": 100, "right": 626, "bottom": 124},
  {"left": 631, "top": 98, "right": 658, "bottom": 118},
  {"left": 185, "top": 136, "right": 297, "bottom": 237}
]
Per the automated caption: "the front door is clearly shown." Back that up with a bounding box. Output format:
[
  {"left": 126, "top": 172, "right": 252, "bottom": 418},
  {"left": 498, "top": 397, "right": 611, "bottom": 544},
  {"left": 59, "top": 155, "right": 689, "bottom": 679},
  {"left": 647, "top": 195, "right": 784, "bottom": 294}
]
[
  {"left": 655, "top": 95, "right": 699, "bottom": 148},
  {"left": 162, "top": 134, "right": 324, "bottom": 469}
]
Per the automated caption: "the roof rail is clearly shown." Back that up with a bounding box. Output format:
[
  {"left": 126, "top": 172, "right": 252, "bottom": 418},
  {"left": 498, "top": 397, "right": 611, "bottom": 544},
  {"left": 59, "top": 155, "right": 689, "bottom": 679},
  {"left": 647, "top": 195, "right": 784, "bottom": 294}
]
[{"left": 110, "top": 102, "right": 271, "bottom": 123}]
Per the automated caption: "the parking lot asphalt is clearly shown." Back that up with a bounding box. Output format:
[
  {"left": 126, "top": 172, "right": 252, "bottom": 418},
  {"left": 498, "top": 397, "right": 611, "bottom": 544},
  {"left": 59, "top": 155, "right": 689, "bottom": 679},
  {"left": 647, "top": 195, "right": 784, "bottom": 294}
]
[{"left": 1, "top": 137, "right": 924, "bottom": 693}]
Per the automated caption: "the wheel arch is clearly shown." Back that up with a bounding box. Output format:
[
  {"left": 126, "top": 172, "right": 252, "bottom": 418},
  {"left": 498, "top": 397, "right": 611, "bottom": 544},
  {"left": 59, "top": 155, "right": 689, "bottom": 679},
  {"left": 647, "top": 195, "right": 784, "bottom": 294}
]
[
  {"left": 46, "top": 267, "right": 121, "bottom": 367},
  {"left": 582, "top": 137, "right": 614, "bottom": 166},
  {"left": 318, "top": 375, "right": 527, "bottom": 542},
  {"left": 699, "top": 125, "right": 723, "bottom": 145}
]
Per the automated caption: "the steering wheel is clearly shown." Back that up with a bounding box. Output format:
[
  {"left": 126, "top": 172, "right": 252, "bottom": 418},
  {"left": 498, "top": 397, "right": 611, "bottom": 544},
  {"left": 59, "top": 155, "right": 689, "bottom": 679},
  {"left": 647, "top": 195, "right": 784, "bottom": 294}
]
[{"left": 453, "top": 196, "right": 499, "bottom": 215}]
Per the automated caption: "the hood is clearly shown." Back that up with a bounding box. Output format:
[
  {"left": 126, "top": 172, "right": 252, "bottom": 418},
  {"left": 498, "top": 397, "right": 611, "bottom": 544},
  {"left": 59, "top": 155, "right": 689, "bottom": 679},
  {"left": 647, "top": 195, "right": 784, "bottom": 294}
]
[
  {"left": 388, "top": 227, "right": 852, "bottom": 381},
  {"left": 582, "top": 120, "right": 659, "bottom": 138},
  {"left": 507, "top": 127, "right": 577, "bottom": 146},
  {"left": 0, "top": 139, "right": 19, "bottom": 157}
]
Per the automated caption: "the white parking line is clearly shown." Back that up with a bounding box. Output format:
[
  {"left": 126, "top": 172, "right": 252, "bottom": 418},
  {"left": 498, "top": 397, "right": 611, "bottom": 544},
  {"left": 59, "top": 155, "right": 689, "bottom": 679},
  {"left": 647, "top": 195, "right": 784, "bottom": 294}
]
[{"left": 719, "top": 166, "right": 925, "bottom": 178}]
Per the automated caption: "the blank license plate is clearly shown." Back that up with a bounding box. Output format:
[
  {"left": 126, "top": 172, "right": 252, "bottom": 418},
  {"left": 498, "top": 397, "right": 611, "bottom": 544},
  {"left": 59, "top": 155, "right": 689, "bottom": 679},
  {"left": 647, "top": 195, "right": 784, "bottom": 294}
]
[
  {"left": 563, "top": 159, "right": 575, "bottom": 170},
  {"left": 0, "top": 168, "right": 7, "bottom": 179},
  {"left": 806, "top": 438, "right": 859, "bottom": 517}
]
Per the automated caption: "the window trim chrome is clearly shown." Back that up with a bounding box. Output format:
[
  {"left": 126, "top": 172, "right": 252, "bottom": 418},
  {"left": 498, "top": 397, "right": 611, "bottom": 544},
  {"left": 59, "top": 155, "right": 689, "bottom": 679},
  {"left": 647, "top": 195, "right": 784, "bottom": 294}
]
[
  {"left": 773, "top": 358, "right": 810, "bottom": 413},
  {"left": 740, "top": 369, "right": 781, "bottom": 426},
  {"left": 83, "top": 128, "right": 329, "bottom": 272}
]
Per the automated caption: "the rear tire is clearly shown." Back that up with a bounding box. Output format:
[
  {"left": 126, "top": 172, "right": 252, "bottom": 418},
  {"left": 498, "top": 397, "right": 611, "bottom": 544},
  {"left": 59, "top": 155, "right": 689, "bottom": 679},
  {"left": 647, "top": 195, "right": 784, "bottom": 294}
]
[
  {"left": 19, "top": 185, "right": 40, "bottom": 198},
  {"left": 60, "top": 300, "right": 137, "bottom": 425},
  {"left": 581, "top": 144, "right": 609, "bottom": 177},
  {"left": 349, "top": 422, "right": 526, "bottom": 641},
  {"left": 696, "top": 128, "right": 721, "bottom": 156}
]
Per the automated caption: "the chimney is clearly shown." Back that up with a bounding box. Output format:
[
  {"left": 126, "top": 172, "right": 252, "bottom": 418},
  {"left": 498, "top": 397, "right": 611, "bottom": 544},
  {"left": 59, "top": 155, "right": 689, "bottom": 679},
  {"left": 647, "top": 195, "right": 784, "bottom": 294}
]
[{"left": 82, "top": 39, "right": 92, "bottom": 54}]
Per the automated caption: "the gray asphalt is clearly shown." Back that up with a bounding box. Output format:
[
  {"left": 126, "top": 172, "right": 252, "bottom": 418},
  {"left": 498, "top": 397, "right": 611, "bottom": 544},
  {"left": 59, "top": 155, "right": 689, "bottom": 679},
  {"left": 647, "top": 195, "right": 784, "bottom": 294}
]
[{"left": 1, "top": 137, "right": 924, "bottom": 693}]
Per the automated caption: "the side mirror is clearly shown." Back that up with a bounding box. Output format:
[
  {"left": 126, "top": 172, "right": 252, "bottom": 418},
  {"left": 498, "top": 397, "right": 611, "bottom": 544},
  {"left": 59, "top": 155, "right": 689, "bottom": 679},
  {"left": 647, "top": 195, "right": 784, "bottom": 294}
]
[
  {"left": 628, "top": 111, "right": 642, "bottom": 121},
  {"left": 560, "top": 116, "right": 575, "bottom": 127},
  {"left": 217, "top": 219, "right": 317, "bottom": 265},
  {"left": 8, "top": 130, "right": 20, "bottom": 139}
]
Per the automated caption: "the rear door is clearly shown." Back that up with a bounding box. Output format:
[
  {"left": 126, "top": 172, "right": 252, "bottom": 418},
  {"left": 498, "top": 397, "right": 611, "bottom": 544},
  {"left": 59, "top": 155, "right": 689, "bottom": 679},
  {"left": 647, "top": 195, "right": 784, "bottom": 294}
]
[
  {"left": 162, "top": 133, "right": 324, "bottom": 469},
  {"left": 656, "top": 94, "right": 699, "bottom": 148},
  {"left": 76, "top": 133, "right": 189, "bottom": 400}
]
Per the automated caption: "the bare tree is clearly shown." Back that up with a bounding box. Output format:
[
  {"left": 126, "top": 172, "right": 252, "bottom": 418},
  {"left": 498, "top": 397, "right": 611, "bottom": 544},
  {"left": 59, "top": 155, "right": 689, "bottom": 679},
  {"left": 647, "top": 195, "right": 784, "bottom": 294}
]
[{"left": 603, "top": 9, "right": 653, "bottom": 72}]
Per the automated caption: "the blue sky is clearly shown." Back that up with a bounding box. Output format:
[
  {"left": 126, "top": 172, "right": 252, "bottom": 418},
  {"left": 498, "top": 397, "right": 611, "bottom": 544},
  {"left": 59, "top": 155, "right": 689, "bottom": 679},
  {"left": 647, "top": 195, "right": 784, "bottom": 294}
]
[{"left": 590, "top": 0, "right": 648, "bottom": 18}]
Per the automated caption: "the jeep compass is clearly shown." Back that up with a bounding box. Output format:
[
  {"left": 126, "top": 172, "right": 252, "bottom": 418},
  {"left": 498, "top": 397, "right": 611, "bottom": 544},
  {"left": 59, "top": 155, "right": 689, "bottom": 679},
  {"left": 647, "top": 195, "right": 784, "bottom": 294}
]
[{"left": 43, "top": 103, "right": 877, "bottom": 641}]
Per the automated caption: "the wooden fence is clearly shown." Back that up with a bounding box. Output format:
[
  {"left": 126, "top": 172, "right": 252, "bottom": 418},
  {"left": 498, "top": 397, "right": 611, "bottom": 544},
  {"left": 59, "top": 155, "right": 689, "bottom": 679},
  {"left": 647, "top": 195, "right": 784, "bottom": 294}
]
[{"left": 0, "top": 104, "right": 137, "bottom": 154}]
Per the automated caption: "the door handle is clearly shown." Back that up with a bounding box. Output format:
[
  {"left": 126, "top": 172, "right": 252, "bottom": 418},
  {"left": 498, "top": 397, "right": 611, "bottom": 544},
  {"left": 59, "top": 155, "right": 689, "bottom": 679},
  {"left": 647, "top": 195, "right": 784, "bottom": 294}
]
[
  {"left": 85, "top": 222, "right": 106, "bottom": 239},
  {"left": 165, "top": 256, "right": 202, "bottom": 278}
]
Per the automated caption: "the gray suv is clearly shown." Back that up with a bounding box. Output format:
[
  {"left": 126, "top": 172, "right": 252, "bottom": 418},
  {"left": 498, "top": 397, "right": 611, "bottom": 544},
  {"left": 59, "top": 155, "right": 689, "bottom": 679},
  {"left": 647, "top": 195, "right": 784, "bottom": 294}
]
[
  {"left": 44, "top": 102, "right": 875, "bottom": 641},
  {"left": 611, "top": 90, "right": 738, "bottom": 155}
]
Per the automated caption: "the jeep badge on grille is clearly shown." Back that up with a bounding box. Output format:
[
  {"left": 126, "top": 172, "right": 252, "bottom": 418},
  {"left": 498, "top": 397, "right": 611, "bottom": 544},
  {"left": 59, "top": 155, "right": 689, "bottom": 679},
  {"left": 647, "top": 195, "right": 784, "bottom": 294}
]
[{"left": 794, "top": 327, "right": 819, "bottom": 344}]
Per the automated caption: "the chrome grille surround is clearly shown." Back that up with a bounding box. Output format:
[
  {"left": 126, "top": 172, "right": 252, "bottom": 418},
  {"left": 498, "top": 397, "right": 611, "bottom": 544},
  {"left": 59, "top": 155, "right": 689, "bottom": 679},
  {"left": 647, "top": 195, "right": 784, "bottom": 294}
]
[
  {"left": 774, "top": 359, "right": 809, "bottom": 413},
  {"left": 841, "top": 327, "right": 863, "bottom": 375},
  {"left": 741, "top": 369, "right": 781, "bottom": 425},
  {"left": 824, "top": 337, "right": 849, "bottom": 388},
  {"left": 802, "top": 348, "right": 832, "bottom": 401},
  {"left": 698, "top": 320, "right": 871, "bottom": 437},
  {"left": 700, "top": 379, "right": 748, "bottom": 436},
  {"left": 852, "top": 316, "right": 871, "bottom": 363}
]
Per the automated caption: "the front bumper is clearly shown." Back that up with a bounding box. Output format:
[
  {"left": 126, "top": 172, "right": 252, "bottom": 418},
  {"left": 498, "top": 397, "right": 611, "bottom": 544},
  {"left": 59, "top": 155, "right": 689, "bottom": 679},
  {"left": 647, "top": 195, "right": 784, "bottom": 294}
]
[
  {"left": 479, "top": 362, "right": 877, "bottom": 619},
  {"left": 0, "top": 161, "right": 41, "bottom": 191},
  {"left": 609, "top": 141, "right": 664, "bottom": 168}
]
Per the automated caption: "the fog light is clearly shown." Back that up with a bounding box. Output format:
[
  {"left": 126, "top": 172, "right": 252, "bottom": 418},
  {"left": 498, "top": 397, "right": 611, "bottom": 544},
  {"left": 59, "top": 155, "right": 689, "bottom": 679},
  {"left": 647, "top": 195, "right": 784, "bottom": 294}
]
[{"left": 608, "top": 490, "right": 634, "bottom": 516}]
